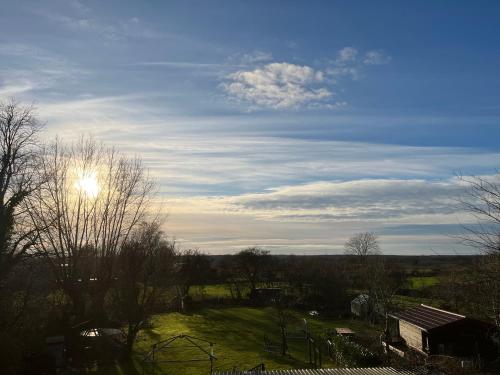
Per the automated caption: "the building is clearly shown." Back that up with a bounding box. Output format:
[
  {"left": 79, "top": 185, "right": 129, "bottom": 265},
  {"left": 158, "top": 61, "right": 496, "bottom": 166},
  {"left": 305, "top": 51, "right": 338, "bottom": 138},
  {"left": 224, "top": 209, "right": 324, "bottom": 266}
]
[
  {"left": 351, "top": 294, "right": 385, "bottom": 321},
  {"left": 388, "top": 304, "right": 496, "bottom": 359},
  {"left": 351, "top": 294, "right": 370, "bottom": 318}
]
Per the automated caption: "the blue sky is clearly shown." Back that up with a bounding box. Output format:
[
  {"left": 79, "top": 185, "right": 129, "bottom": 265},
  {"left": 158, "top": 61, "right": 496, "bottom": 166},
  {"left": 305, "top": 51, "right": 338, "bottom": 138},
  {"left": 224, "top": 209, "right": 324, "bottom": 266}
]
[{"left": 2, "top": 0, "right": 500, "bottom": 254}]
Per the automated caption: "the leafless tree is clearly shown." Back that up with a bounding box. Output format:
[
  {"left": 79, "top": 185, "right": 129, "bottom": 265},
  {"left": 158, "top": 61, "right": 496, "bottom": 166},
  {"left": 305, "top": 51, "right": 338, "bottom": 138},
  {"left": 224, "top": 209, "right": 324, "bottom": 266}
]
[
  {"left": 471, "top": 255, "right": 500, "bottom": 327},
  {"left": 110, "top": 221, "right": 176, "bottom": 358},
  {"left": 344, "top": 232, "right": 381, "bottom": 260},
  {"left": 458, "top": 174, "right": 500, "bottom": 327},
  {"left": 27, "top": 137, "right": 155, "bottom": 320},
  {"left": 0, "top": 99, "right": 42, "bottom": 282},
  {"left": 459, "top": 174, "right": 500, "bottom": 254},
  {"left": 345, "top": 232, "right": 383, "bottom": 324}
]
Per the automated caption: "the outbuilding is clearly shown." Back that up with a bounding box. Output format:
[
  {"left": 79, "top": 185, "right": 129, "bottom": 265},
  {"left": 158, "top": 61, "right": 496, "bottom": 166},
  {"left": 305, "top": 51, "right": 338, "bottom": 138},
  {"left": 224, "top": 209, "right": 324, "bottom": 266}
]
[
  {"left": 351, "top": 294, "right": 370, "bottom": 318},
  {"left": 388, "top": 304, "right": 496, "bottom": 359}
]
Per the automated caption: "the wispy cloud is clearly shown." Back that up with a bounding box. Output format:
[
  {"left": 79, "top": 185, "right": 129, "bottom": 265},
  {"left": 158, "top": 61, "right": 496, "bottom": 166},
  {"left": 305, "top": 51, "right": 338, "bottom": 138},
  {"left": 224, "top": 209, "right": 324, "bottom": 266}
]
[
  {"left": 0, "top": 43, "right": 85, "bottom": 97},
  {"left": 163, "top": 177, "right": 476, "bottom": 254},
  {"left": 222, "top": 178, "right": 466, "bottom": 222},
  {"left": 228, "top": 50, "right": 274, "bottom": 65},
  {"left": 30, "top": 0, "right": 162, "bottom": 41},
  {"left": 337, "top": 46, "right": 358, "bottom": 63},
  {"left": 363, "top": 50, "right": 392, "bottom": 65},
  {"left": 326, "top": 47, "right": 391, "bottom": 80}
]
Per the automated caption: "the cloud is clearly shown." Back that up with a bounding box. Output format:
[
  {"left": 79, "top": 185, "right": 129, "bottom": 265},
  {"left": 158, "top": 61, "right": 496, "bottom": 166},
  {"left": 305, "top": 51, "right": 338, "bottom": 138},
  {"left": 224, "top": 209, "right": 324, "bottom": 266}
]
[
  {"left": 0, "top": 43, "right": 85, "bottom": 97},
  {"left": 337, "top": 47, "right": 358, "bottom": 62},
  {"left": 326, "top": 47, "right": 391, "bottom": 80},
  {"left": 32, "top": 1, "right": 162, "bottom": 41},
  {"left": 363, "top": 50, "right": 392, "bottom": 65},
  {"left": 31, "top": 92, "right": 497, "bottom": 254},
  {"left": 224, "top": 179, "right": 465, "bottom": 222},
  {"left": 222, "top": 62, "right": 334, "bottom": 109},
  {"left": 237, "top": 50, "right": 273, "bottom": 65},
  {"left": 221, "top": 46, "right": 392, "bottom": 109}
]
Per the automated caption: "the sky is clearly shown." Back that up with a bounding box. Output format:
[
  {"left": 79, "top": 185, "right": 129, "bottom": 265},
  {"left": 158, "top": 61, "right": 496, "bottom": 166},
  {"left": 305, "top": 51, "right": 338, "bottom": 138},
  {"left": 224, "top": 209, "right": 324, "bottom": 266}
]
[{"left": 1, "top": 0, "right": 500, "bottom": 254}]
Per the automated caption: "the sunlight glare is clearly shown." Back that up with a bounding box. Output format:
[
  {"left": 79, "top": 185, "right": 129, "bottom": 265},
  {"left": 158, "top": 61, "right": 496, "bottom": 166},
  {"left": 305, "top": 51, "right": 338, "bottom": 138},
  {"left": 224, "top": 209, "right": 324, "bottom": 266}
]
[{"left": 74, "top": 170, "right": 100, "bottom": 198}]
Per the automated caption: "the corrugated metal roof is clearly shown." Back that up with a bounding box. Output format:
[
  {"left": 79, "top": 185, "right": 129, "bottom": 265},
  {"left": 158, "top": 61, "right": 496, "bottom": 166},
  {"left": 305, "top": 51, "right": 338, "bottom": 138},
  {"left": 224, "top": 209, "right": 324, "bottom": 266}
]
[
  {"left": 214, "top": 367, "right": 416, "bottom": 375},
  {"left": 390, "top": 304, "right": 464, "bottom": 331}
]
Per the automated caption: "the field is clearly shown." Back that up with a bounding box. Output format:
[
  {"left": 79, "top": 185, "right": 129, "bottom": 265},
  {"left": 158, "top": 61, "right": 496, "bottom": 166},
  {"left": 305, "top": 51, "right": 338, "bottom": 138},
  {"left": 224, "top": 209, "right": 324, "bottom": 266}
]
[
  {"left": 406, "top": 276, "right": 439, "bottom": 290},
  {"left": 90, "top": 307, "right": 380, "bottom": 375},
  {"left": 189, "top": 284, "right": 240, "bottom": 300}
]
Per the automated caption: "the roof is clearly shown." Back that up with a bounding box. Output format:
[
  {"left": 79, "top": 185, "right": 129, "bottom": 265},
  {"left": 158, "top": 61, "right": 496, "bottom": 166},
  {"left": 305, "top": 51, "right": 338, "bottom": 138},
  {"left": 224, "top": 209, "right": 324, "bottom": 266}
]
[
  {"left": 351, "top": 294, "right": 369, "bottom": 304},
  {"left": 390, "top": 304, "right": 465, "bottom": 331},
  {"left": 335, "top": 327, "right": 355, "bottom": 335},
  {"left": 214, "top": 368, "right": 416, "bottom": 375}
]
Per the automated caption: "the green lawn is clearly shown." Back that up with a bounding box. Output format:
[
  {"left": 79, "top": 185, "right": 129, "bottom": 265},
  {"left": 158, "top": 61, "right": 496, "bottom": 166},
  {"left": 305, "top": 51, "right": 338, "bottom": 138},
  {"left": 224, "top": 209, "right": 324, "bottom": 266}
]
[
  {"left": 406, "top": 276, "right": 439, "bottom": 290},
  {"left": 88, "top": 307, "right": 380, "bottom": 375},
  {"left": 392, "top": 294, "right": 442, "bottom": 310},
  {"left": 189, "top": 284, "right": 244, "bottom": 300}
]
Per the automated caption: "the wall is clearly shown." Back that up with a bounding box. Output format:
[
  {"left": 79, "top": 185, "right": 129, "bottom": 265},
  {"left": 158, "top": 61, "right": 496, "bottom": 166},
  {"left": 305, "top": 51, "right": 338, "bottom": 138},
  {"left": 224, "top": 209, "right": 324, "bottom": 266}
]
[{"left": 399, "top": 321, "right": 423, "bottom": 352}]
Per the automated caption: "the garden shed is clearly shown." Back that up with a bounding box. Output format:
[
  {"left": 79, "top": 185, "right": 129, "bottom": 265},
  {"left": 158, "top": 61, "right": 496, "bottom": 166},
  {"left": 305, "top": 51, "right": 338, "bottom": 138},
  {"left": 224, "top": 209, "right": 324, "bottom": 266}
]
[
  {"left": 388, "top": 304, "right": 497, "bottom": 359},
  {"left": 351, "top": 294, "right": 370, "bottom": 318}
]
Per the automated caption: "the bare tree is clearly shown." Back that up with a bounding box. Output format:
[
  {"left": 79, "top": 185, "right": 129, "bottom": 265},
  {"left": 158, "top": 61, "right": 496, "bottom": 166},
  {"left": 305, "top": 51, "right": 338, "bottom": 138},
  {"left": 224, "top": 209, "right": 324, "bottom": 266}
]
[
  {"left": 458, "top": 174, "right": 500, "bottom": 327},
  {"left": 459, "top": 174, "right": 500, "bottom": 254},
  {"left": 345, "top": 232, "right": 383, "bottom": 323},
  {"left": 28, "top": 137, "right": 154, "bottom": 320},
  {"left": 110, "top": 221, "right": 176, "bottom": 358},
  {"left": 0, "top": 99, "right": 41, "bottom": 282},
  {"left": 344, "top": 232, "right": 381, "bottom": 260}
]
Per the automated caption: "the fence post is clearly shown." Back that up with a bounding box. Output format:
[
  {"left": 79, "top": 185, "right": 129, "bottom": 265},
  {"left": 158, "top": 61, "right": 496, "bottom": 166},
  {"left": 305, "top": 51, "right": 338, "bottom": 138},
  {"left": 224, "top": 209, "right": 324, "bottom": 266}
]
[
  {"left": 319, "top": 346, "right": 322, "bottom": 368},
  {"left": 307, "top": 335, "right": 312, "bottom": 364}
]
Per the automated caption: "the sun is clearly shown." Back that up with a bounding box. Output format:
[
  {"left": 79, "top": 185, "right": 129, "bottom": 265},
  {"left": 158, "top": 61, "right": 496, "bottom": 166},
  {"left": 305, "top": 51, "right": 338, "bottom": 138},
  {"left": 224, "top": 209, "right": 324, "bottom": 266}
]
[{"left": 74, "top": 170, "right": 100, "bottom": 198}]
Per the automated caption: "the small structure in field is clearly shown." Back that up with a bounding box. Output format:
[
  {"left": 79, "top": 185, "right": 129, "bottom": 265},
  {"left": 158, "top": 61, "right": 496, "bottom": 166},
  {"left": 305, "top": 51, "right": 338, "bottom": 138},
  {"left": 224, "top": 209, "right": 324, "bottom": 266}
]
[
  {"left": 335, "top": 327, "right": 355, "bottom": 338},
  {"left": 142, "top": 334, "right": 217, "bottom": 373},
  {"left": 78, "top": 327, "right": 126, "bottom": 364},
  {"left": 351, "top": 294, "right": 370, "bottom": 318},
  {"left": 387, "top": 304, "right": 497, "bottom": 360}
]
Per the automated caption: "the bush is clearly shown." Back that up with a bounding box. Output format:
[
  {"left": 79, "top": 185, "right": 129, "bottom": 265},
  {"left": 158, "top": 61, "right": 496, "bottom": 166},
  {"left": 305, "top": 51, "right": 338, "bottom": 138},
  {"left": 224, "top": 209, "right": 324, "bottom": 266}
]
[{"left": 329, "top": 334, "right": 380, "bottom": 367}]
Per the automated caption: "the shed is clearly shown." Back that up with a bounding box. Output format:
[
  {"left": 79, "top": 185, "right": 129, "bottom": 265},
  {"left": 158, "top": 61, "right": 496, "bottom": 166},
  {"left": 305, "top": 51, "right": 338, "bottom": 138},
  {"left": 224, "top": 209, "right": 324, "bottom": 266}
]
[
  {"left": 335, "top": 327, "right": 355, "bottom": 338},
  {"left": 388, "top": 304, "right": 497, "bottom": 358},
  {"left": 351, "top": 294, "right": 370, "bottom": 317}
]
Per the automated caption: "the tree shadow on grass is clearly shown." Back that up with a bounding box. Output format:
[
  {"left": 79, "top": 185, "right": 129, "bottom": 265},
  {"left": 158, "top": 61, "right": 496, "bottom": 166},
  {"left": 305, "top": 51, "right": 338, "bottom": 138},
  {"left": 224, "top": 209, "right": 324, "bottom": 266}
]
[{"left": 92, "top": 359, "right": 142, "bottom": 375}]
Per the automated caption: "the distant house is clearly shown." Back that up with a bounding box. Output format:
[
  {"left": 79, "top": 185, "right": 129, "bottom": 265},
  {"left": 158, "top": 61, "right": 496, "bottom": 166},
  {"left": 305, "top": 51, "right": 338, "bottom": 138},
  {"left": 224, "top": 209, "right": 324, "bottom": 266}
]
[
  {"left": 351, "top": 294, "right": 385, "bottom": 321},
  {"left": 388, "top": 304, "right": 497, "bottom": 359}
]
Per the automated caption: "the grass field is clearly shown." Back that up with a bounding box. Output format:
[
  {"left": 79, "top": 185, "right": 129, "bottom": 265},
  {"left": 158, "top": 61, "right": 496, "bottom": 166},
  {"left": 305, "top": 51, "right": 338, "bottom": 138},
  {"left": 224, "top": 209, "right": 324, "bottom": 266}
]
[
  {"left": 89, "top": 307, "right": 380, "bottom": 375},
  {"left": 189, "top": 284, "right": 242, "bottom": 300},
  {"left": 406, "top": 276, "right": 439, "bottom": 290}
]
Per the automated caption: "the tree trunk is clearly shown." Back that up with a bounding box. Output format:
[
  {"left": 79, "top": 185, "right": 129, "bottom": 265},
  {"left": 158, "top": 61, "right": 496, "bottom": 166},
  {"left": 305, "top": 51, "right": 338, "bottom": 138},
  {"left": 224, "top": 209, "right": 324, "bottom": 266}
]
[
  {"left": 280, "top": 325, "right": 288, "bottom": 356},
  {"left": 123, "top": 324, "right": 138, "bottom": 359}
]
